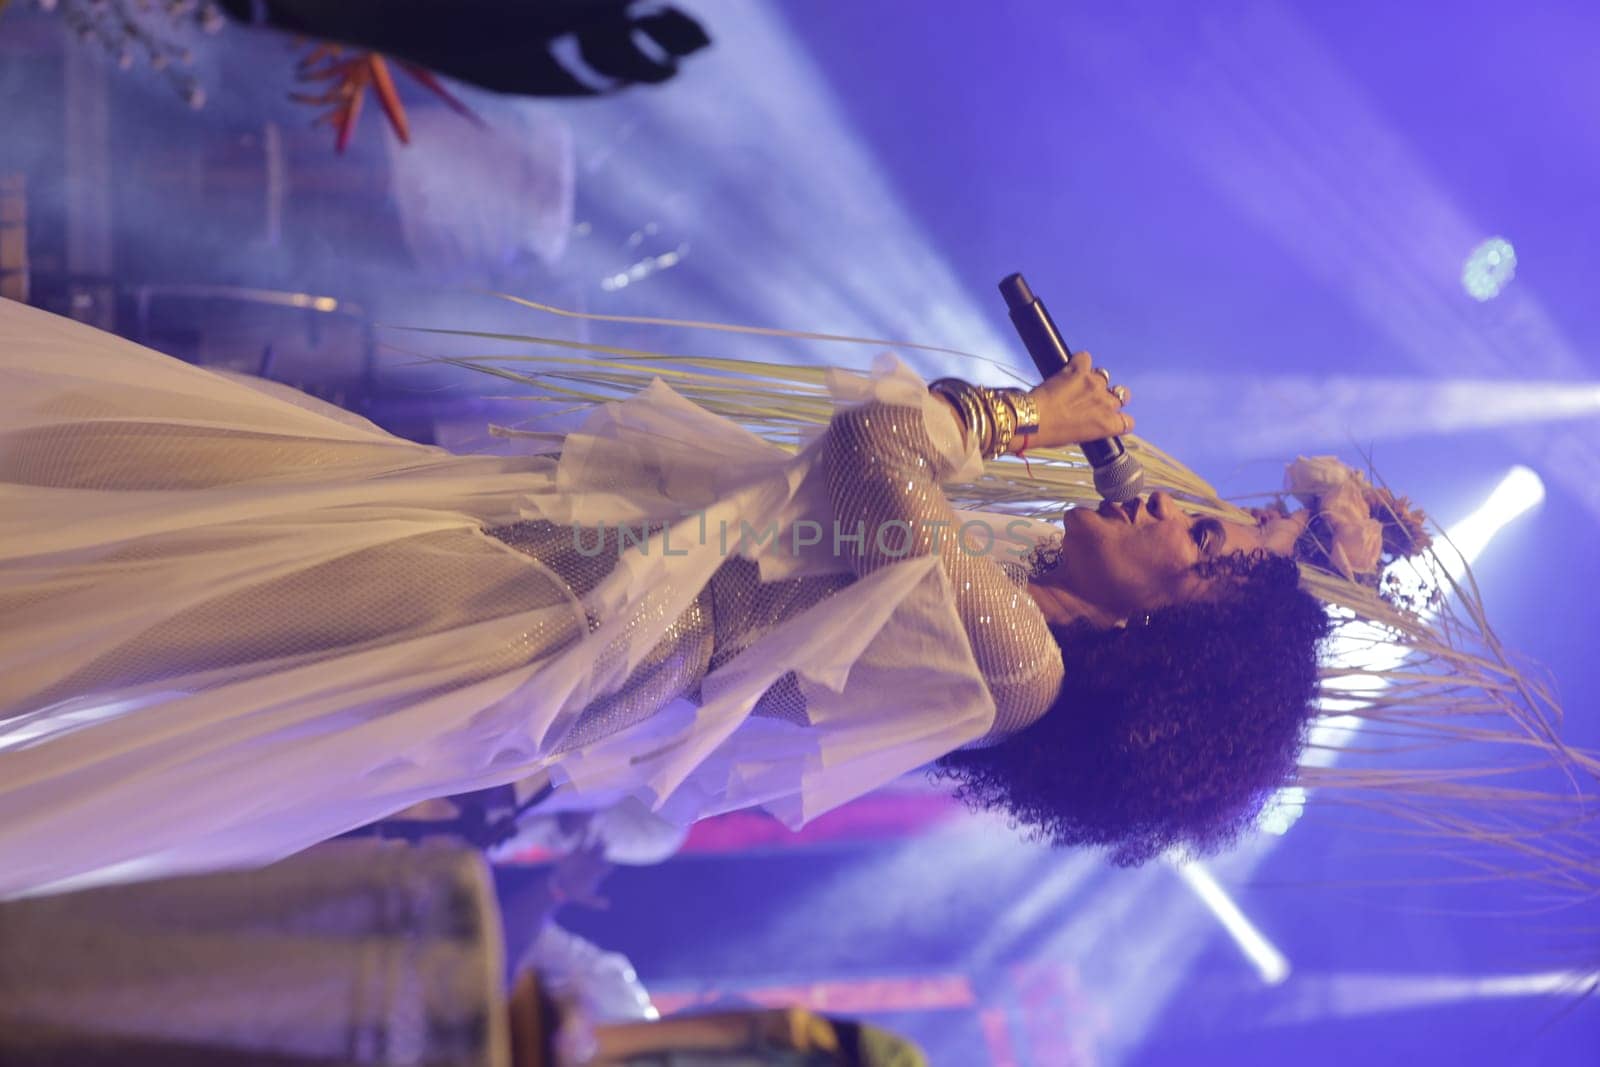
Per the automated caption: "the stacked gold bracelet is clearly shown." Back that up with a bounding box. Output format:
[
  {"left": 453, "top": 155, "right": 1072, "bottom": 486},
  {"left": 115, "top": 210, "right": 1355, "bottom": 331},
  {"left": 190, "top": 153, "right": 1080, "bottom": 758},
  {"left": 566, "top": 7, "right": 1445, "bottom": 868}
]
[
  {"left": 928, "top": 379, "right": 1042, "bottom": 459},
  {"left": 1002, "top": 387, "right": 1041, "bottom": 451}
]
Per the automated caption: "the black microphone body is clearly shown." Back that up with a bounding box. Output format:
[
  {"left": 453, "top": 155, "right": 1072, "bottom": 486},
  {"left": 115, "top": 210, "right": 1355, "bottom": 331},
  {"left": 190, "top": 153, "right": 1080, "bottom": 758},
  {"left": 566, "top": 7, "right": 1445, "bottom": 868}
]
[{"left": 998, "top": 273, "right": 1145, "bottom": 502}]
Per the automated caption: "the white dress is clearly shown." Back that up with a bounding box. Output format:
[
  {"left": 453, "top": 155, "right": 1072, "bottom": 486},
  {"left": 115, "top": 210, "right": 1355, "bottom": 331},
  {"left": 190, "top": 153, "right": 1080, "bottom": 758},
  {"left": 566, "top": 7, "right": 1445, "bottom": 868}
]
[{"left": 0, "top": 299, "right": 1064, "bottom": 898}]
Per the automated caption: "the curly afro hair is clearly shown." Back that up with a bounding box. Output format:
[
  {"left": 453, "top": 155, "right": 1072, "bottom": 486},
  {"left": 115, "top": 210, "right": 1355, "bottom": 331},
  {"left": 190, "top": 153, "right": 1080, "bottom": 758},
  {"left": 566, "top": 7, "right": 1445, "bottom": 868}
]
[{"left": 936, "top": 551, "right": 1331, "bottom": 866}]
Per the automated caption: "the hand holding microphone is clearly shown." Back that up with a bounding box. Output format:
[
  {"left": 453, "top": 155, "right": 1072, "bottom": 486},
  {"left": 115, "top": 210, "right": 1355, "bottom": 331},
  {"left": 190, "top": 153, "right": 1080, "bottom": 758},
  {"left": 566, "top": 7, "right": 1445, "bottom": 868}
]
[
  {"left": 999, "top": 273, "right": 1146, "bottom": 502},
  {"left": 1023, "top": 351, "right": 1134, "bottom": 451}
]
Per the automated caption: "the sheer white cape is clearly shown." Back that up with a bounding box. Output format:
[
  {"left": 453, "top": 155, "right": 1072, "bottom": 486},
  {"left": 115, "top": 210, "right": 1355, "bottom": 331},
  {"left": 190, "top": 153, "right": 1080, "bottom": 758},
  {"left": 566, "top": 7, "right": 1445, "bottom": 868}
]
[{"left": 0, "top": 299, "right": 1057, "bottom": 897}]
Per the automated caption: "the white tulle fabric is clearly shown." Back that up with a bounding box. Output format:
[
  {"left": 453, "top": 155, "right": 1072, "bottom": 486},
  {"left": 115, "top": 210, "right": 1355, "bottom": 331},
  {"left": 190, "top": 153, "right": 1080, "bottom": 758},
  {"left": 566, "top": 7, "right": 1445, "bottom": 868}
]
[{"left": 0, "top": 299, "right": 1057, "bottom": 898}]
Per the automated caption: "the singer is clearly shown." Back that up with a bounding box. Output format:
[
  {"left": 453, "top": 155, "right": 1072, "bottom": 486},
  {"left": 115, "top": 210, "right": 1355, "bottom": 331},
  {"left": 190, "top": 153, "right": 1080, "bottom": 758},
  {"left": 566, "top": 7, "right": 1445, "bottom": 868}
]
[{"left": 1, "top": 297, "right": 1348, "bottom": 895}]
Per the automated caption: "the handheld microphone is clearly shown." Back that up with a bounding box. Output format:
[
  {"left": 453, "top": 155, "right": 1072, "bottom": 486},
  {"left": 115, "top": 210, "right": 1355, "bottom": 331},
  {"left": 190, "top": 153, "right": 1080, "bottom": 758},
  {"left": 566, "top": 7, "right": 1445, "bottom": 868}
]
[{"left": 998, "top": 272, "right": 1145, "bottom": 502}]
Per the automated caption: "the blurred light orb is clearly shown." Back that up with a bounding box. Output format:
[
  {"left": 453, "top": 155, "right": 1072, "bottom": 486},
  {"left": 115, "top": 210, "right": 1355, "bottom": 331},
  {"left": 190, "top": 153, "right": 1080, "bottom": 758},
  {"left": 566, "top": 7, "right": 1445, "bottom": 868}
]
[{"left": 1462, "top": 236, "right": 1517, "bottom": 301}]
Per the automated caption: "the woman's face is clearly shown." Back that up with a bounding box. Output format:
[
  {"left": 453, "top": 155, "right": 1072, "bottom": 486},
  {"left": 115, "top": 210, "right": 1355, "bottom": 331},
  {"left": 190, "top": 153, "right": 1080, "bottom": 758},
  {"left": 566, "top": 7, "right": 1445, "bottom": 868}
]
[{"left": 1034, "top": 491, "right": 1302, "bottom": 623}]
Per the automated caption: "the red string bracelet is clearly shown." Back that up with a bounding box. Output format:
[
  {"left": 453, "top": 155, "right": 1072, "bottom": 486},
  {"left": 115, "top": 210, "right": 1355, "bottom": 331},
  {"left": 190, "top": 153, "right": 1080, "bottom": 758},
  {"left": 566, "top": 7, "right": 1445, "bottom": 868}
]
[{"left": 1014, "top": 433, "right": 1035, "bottom": 477}]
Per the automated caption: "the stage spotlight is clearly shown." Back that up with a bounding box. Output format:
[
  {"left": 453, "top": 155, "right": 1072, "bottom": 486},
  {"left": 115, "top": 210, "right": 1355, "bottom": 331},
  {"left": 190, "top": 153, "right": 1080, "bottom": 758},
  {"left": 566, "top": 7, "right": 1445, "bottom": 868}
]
[
  {"left": 1134, "top": 376, "right": 1600, "bottom": 456},
  {"left": 1171, "top": 860, "right": 1291, "bottom": 985},
  {"left": 1439, "top": 465, "right": 1545, "bottom": 578},
  {"left": 1380, "top": 464, "right": 1544, "bottom": 619},
  {"left": 538, "top": 1, "right": 1014, "bottom": 376},
  {"left": 1274, "top": 968, "right": 1600, "bottom": 1021},
  {"left": 1462, "top": 237, "right": 1517, "bottom": 301}
]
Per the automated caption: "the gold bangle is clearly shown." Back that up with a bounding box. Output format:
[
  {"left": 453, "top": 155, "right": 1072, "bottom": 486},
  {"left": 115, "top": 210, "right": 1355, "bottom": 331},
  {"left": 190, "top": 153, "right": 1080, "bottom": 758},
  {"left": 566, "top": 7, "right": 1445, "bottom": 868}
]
[
  {"left": 967, "top": 388, "right": 996, "bottom": 457},
  {"left": 972, "top": 385, "right": 996, "bottom": 457},
  {"left": 928, "top": 378, "right": 976, "bottom": 452},
  {"left": 997, "top": 387, "right": 1040, "bottom": 436},
  {"left": 981, "top": 387, "right": 1016, "bottom": 458},
  {"left": 932, "top": 379, "right": 1036, "bottom": 459},
  {"left": 930, "top": 378, "right": 990, "bottom": 457}
]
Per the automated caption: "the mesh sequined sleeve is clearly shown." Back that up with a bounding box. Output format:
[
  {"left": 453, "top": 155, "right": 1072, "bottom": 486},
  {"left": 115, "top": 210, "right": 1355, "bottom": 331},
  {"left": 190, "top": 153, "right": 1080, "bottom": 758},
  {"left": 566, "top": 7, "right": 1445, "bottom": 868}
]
[{"left": 823, "top": 399, "right": 1064, "bottom": 740}]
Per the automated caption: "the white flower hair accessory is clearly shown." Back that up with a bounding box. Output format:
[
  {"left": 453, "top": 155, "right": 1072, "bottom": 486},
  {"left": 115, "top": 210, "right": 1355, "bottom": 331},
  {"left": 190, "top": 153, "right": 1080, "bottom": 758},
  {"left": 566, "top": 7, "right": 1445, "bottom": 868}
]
[
  {"left": 1277, "top": 455, "right": 1433, "bottom": 586},
  {"left": 1283, "top": 455, "right": 1362, "bottom": 500}
]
